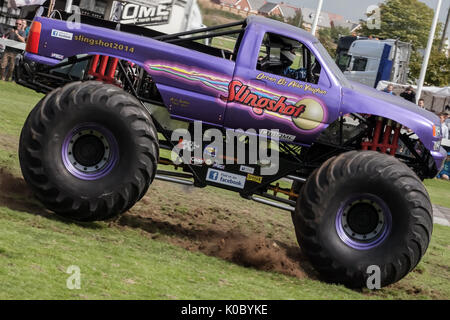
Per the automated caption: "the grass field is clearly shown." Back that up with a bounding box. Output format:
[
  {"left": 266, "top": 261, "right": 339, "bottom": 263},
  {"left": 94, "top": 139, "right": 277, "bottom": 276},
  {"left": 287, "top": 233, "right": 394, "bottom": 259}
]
[{"left": 0, "top": 81, "right": 449, "bottom": 299}]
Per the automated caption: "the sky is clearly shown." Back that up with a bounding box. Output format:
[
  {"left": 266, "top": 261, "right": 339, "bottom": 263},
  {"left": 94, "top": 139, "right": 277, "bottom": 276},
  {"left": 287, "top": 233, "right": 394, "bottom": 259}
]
[{"left": 277, "top": 0, "right": 449, "bottom": 36}]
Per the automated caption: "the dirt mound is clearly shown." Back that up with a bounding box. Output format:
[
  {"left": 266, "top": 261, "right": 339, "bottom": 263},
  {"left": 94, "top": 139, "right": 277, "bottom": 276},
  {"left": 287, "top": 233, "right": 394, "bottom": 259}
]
[
  {"left": 201, "top": 233, "right": 307, "bottom": 278},
  {"left": 0, "top": 168, "right": 29, "bottom": 195},
  {"left": 116, "top": 213, "right": 311, "bottom": 279},
  {"left": 0, "top": 168, "right": 42, "bottom": 213}
]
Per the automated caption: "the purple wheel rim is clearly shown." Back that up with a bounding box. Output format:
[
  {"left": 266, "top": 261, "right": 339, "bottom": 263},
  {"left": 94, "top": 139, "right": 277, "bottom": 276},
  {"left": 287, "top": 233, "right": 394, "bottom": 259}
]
[
  {"left": 335, "top": 193, "right": 392, "bottom": 250},
  {"left": 62, "top": 123, "right": 118, "bottom": 181}
]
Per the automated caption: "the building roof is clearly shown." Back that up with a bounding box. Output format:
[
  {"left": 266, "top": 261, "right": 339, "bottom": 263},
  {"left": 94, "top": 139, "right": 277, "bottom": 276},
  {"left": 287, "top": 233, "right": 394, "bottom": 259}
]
[
  {"left": 246, "top": 0, "right": 267, "bottom": 11},
  {"left": 259, "top": 2, "right": 279, "bottom": 14},
  {"left": 219, "top": 0, "right": 240, "bottom": 6},
  {"left": 279, "top": 3, "right": 298, "bottom": 19},
  {"left": 301, "top": 7, "right": 331, "bottom": 28}
]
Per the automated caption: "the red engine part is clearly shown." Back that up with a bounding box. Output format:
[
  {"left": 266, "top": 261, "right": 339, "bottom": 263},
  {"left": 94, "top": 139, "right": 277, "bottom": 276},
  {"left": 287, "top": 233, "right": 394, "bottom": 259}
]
[
  {"left": 361, "top": 117, "right": 401, "bottom": 155},
  {"left": 88, "top": 55, "right": 119, "bottom": 85}
]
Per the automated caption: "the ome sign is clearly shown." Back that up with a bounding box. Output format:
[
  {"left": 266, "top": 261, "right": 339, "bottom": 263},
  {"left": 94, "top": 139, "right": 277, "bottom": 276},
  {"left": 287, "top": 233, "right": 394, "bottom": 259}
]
[{"left": 113, "top": 0, "right": 174, "bottom": 26}]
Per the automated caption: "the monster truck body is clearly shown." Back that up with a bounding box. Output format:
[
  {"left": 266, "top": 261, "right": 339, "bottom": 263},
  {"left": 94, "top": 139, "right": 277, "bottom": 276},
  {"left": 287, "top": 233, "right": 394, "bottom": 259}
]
[{"left": 15, "top": 12, "right": 447, "bottom": 288}]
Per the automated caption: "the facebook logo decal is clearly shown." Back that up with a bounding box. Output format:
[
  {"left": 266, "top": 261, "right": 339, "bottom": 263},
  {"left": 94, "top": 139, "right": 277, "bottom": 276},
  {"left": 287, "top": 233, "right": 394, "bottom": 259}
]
[
  {"left": 208, "top": 170, "right": 219, "bottom": 181},
  {"left": 206, "top": 168, "right": 246, "bottom": 189}
]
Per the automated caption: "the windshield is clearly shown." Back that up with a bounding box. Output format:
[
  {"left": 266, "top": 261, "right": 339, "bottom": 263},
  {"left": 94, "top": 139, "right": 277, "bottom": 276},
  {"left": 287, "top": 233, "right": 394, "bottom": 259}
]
[{"left": 314, "top": 41, "right": 350, "bottom": 88}]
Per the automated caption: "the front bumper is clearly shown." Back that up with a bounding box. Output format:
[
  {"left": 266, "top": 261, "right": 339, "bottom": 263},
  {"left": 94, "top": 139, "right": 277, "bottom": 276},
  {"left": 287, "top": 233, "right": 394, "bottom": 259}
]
[{"left": 431, "top": 146, "right": 447, "bottom": 176}]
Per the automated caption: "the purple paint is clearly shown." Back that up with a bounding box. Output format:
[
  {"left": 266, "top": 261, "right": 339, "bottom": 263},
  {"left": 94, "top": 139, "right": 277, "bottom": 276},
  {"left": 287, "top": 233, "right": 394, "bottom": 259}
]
[{"left": 24, "top": 15, "right": 446, "bottom": 171}]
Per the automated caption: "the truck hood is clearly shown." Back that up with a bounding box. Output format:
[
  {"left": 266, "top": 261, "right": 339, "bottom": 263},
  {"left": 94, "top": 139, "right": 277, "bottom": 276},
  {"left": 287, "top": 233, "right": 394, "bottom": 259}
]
[
  {"left": 343, "top": 81, "right": 440, "bottom": 127},
  {"left": 340, "top": 81, "right": 442, "bottom": 160}
]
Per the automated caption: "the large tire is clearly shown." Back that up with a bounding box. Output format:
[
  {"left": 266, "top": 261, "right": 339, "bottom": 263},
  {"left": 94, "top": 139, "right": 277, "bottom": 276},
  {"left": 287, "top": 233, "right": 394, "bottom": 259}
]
[
  {"left": 19, "top": 81, "right": 159, "bottom": 221},
  {"left": 292, "top": 150, "right": 433, "bottom": 288}
]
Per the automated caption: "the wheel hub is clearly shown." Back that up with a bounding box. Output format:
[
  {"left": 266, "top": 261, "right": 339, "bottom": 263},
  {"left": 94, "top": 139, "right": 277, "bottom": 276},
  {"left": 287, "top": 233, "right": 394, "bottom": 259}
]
[
  {"left": 62, "top": 124, "right": 118, "bottom": 180},
  {"left": 336, "top": 194, "right": 391, "bottom": 250},
  {"left": 342, "top": 200, "right": 385, "bottom": 241}
]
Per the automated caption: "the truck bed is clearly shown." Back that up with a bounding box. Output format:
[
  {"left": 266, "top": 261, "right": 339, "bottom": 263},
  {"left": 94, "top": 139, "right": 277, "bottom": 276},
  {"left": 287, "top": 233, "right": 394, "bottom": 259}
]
[{"left": 30, "top": 10, "right": 241, "bottom": 61}]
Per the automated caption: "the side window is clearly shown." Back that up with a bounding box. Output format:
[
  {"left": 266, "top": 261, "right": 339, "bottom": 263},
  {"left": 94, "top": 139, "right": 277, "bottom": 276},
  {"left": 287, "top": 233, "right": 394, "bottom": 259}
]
[
  {"left": 351, "top": 57, "right": 368, "bottom": 71},
  {"left": 256, "top": 33, "right": 321, "bottom": 84}
]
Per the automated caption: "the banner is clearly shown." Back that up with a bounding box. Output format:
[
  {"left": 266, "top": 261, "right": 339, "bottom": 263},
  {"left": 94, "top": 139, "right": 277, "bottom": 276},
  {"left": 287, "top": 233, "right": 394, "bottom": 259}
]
[
  {"left": 110, "top": 0, "right": 175, "bottom": 26},
  {"left": 7, "top": 0, "right": 46, "bottom": 9}
]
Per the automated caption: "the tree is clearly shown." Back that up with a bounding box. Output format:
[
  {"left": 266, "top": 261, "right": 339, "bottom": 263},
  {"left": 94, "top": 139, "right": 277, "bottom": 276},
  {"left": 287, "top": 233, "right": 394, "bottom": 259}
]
[
  {"left": 409, "top": 49, "right": 450, "bottom": 86},
  {"left": 318, "top": 26, "right": 351, "bottom": 59},
  {"left": 286, "top": 10, "right": 304, "bottom": 29},
  {"left": 267, "top": 14, "right": 284, "bottom": 23},
  {"left": 267, "top": 10, "right": 303, "bottom": 29},
  {"left": 359, "top": 0, "right": 436, "bottom": 49}
]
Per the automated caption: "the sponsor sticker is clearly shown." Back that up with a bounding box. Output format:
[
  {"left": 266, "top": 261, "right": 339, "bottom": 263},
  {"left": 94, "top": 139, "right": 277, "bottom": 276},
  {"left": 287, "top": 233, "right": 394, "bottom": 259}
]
[
  {"left": 206, "top": 169, "right": 246, "bottom": 189},
  {"left": 190, "top": 157, "right": 203, "bottom": 166},
  {"left": 51, "top": 53, "right": 64, "bottom": 60},
  {"left": 239, "top": 165, "right": 255, "bottom": 174},
  {"left": 177, "top": 140, "right": 200, "bottom": 152},
  {"left": 247, "top": 173, "right": 263, "bottom": 183},
  {"left": 204, "top": 146, "right": 216, "bottom": 157},
  {"left": 259, "top": 129, "right": 295, "bottom": 142},
  {"left": 212, "top": 163, "right": 225, "bottom": 170},
  {"left": 51, "top": 29, "right": 73, "bottom": 41}
]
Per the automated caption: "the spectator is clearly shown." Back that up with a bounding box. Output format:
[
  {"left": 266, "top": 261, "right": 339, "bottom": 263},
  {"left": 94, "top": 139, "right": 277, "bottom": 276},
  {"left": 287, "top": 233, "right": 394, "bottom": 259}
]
[
  {"left": 400, "top": 86, "right": 416, "bottom": 102},
  {"left": 445, "top": 106, "right": 450, "bottom": 128},
  {"left": 439, "top": 112, "right": 449, "bottom": 139},
  {"left": 418, "top": 98, "right": 425, "bottom": 108},
  {"left": 383, "top": 84, "right": 396, "bottom": 95},
  {"left": 0, "top": 25, "right": 4, "bottom": 57},
  {"left": 22, "top": 20, "right": 29, "bottom": 38},
  {"left": 437, "top": 152, "right": 450, "bottom": 180},
  {"left": 0, "top": 19, "right": 26, "bottom": 81}
]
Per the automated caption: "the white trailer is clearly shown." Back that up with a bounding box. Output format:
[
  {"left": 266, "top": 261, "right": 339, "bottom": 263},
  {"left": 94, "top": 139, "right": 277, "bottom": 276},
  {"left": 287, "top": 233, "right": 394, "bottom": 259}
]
[{"left": 343, "top": 38, "right": 412, "bottom": 88}]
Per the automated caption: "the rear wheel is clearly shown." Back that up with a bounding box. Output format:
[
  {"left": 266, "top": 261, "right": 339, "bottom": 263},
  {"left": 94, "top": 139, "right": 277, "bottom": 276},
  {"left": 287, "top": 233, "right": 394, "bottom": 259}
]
[
  {"left": 292, "top": 151, "right": 433, "bottom": 288},
  {"left": 19, "top": 81, "right": 159, "bottom": 221}
]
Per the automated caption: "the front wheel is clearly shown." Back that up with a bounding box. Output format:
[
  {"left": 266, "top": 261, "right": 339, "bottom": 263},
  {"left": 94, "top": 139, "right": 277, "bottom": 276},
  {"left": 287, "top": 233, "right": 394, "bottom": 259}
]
[
  {"left": 292, "top": 151, "right": 433, "bottom": 288},
  {"left": 19, "top": 81, "right": 159, "bottom": 221}
]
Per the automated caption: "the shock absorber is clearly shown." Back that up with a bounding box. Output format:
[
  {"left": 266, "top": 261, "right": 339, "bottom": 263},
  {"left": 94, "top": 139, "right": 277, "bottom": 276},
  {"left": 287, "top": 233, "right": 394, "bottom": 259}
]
[
  {"left": 371, "top": 116, "right": 384, "bottom": 151},
  {"left": 380, "top": 119, "right": 393, "bottom": 153},
  {"left": 362, "top": 117, "right": 401, "bottom": 155},
  {"left": 362, "top": 116, "right": 383, "bottom": 151},
  {"left": 88, "top": 55, "right": 120, "bottom": 85},
  {"left": 389, "top": 123, "right": 401, "bottom": 155}
]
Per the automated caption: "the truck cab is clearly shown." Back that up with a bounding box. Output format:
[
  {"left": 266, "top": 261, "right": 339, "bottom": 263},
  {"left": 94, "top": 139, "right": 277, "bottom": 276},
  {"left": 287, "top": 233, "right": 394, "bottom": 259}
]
[
  {"left": 218, "top": 16, "right": 342, "bottom": 145},
  {"left": 342, "top": 38, "right": 411, "bottom": 88}
]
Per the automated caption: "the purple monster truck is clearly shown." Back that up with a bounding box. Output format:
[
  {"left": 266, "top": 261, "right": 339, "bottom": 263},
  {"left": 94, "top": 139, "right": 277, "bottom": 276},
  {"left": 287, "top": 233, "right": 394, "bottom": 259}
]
[{"left": 15, "top": 11, "right": 446, "bottom": 288}]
